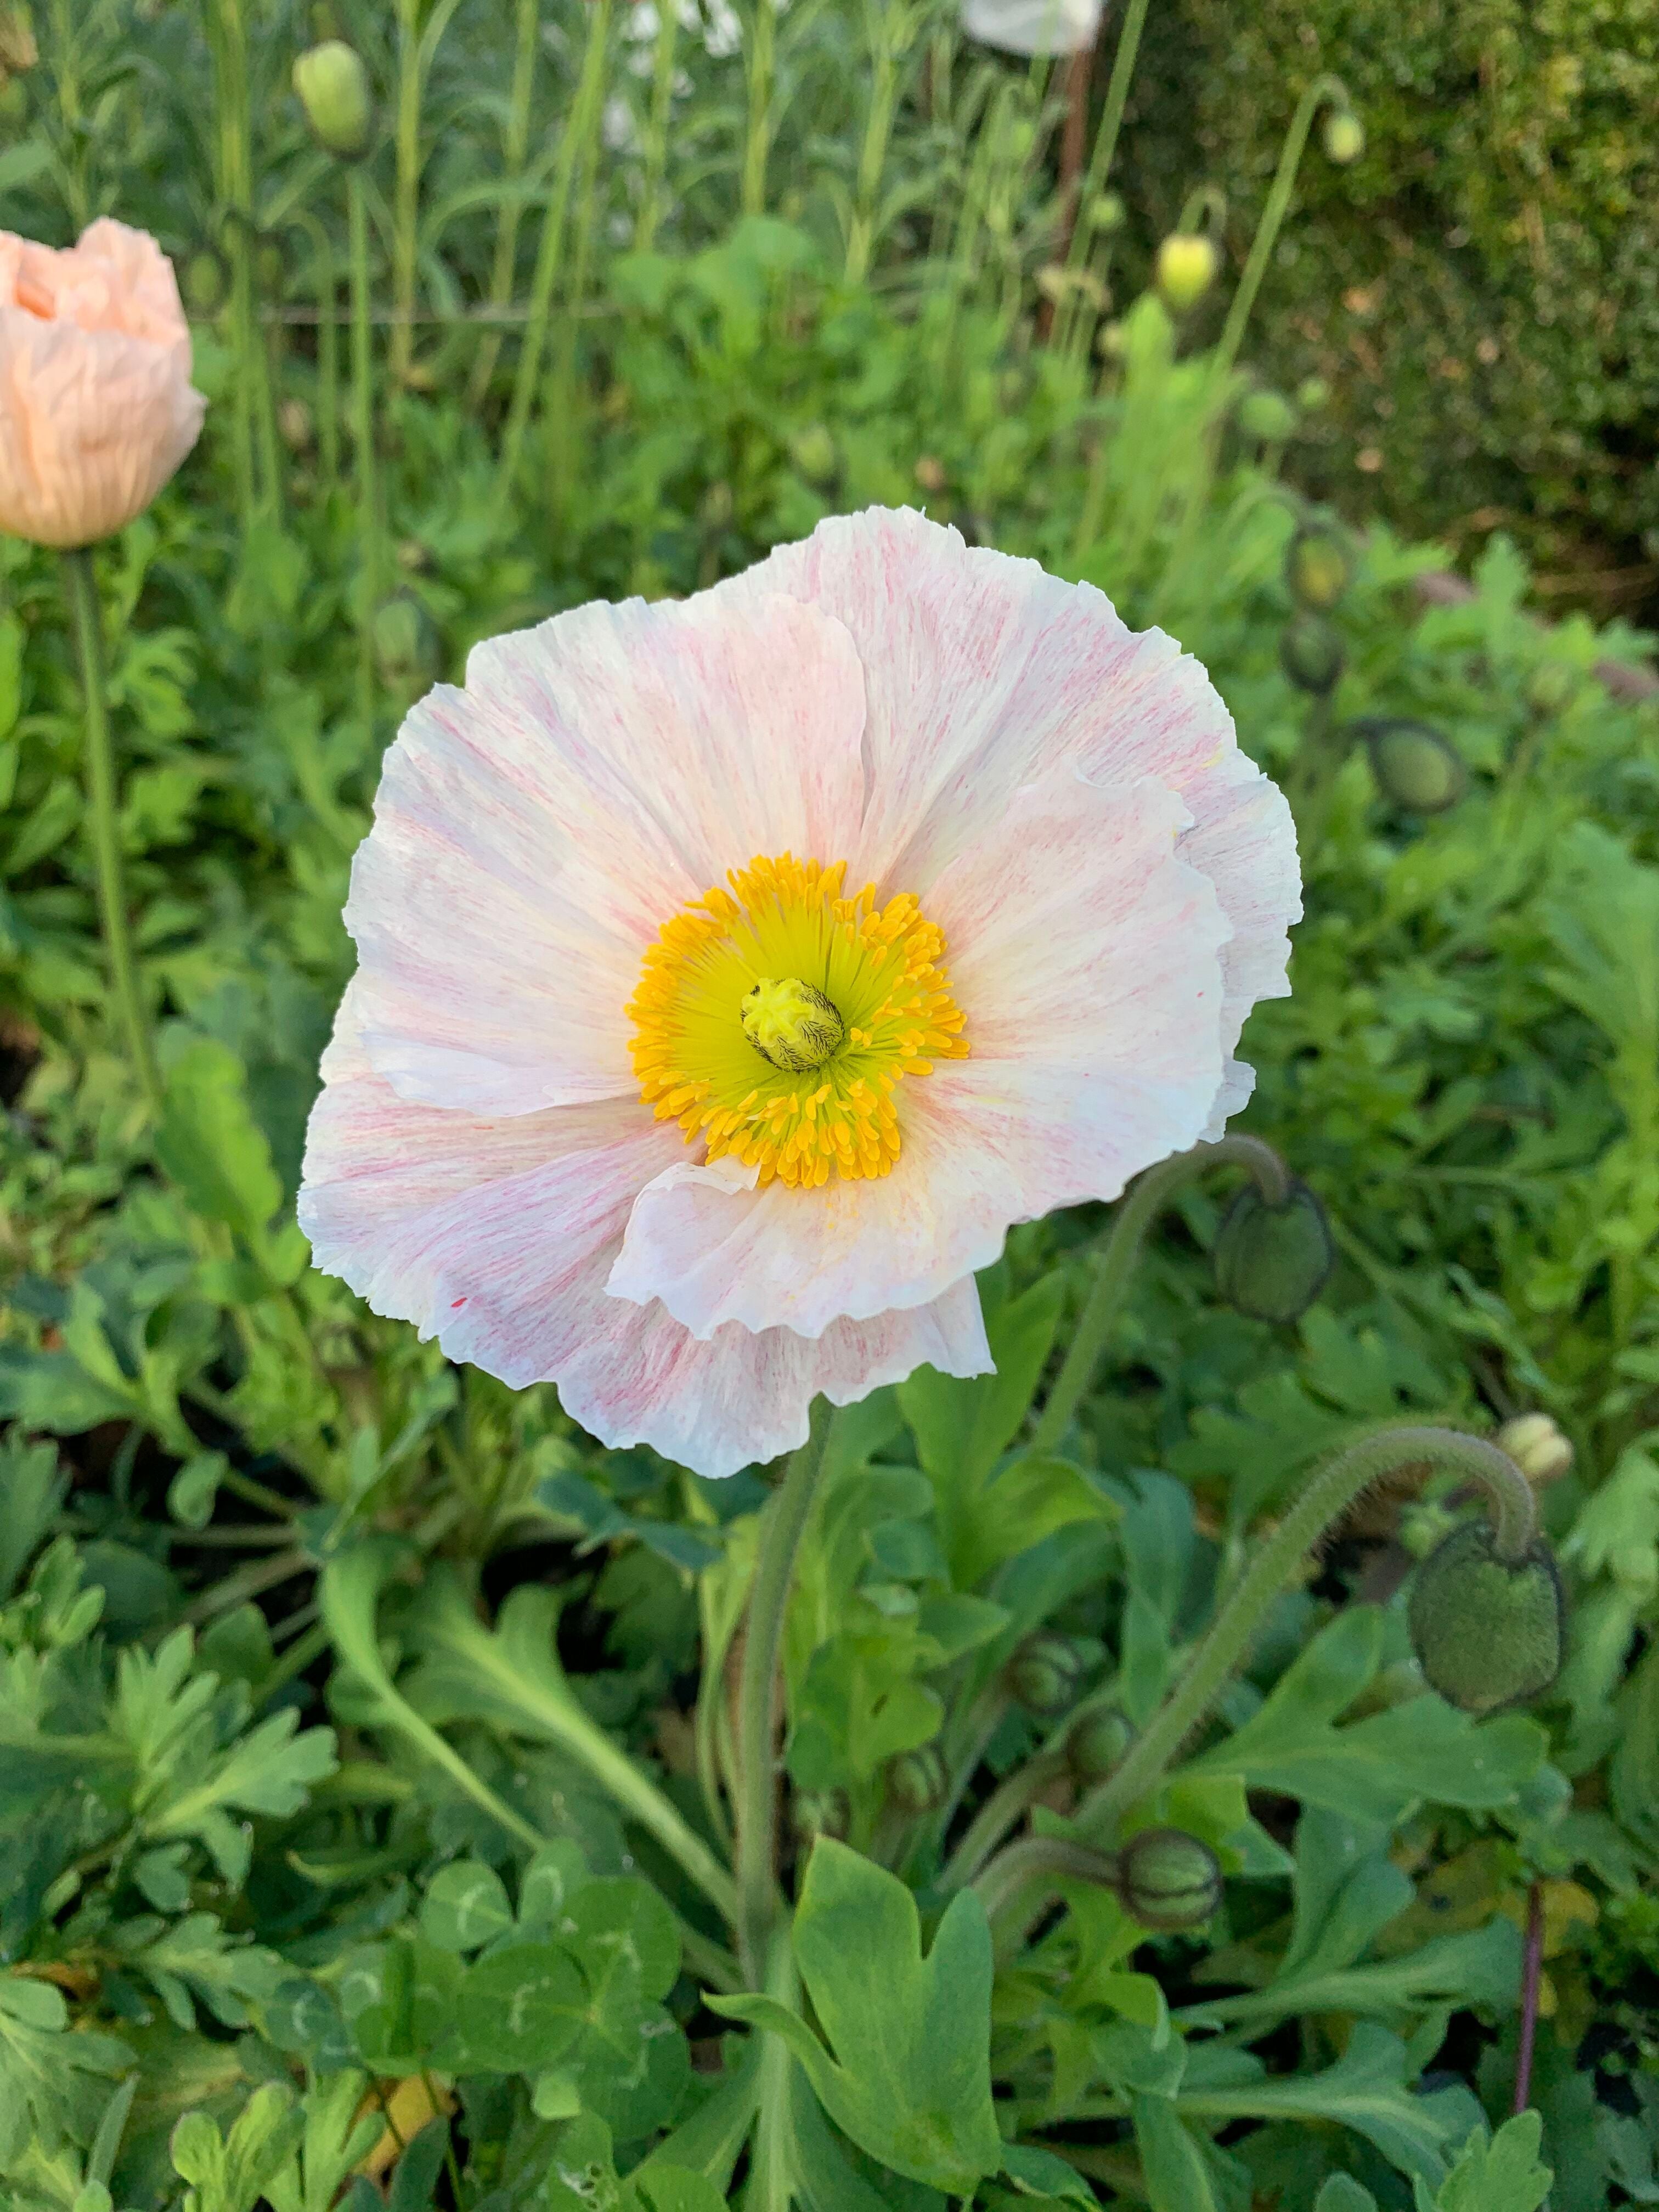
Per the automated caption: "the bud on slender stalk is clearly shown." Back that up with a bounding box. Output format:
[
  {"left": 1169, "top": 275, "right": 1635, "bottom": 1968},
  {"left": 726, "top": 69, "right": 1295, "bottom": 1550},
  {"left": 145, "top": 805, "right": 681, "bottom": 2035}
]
[
  {"left": 1067, "top": 1707, "right": 1131, "bottom": 1782},
  {"left": 885, "top": 1742, "right": 947, "bottom": 1814},
  {"left": 1114, "top": 1827, "right": 1223, "bottom": 1931},
  {"left": 1407, "top": 1520, "right": 1565, "bottom": 1714},
  {"left": 1360, "top": 718, "right": 1467, "bottom": 814},
  {"left": 1495, "top": 1413, "right": 1574, "bottom": 1488},
  {"left": 183, "top": 250, "right": 227, "bottom": 318},
  {"left": 1006, "top": 1633, "right": 1088, "bottom": 1717},
  {"left": 1286, "top": 524, "right": 1354, "bottom": 612},
  {"left": 1155, "top": 233, "right": 1218, "bottom": 314},
  {"left": 373, "top": 592, "right": 440, "bottom": 697},
  {"left": 788, "top": 424, "right": 838, "bottom": 488},
  {"left": 1296, "top": 375, "right": 1330, "bottom": 413},
  {"left": 1237, "top": 389, "right": 1296, "bottom": 443},
  {"left": 1322, "top": 109, "right": 1365, "bottom": 166},
  {"left": 1212, "top": 1177, "right": 1334, "bottom": 1324},
  {"left": 293, "top": 39, "right": 374, "bottom": 161},
  {"left": 1279, "top": 612, "right": 1344, "bottom": 696}
]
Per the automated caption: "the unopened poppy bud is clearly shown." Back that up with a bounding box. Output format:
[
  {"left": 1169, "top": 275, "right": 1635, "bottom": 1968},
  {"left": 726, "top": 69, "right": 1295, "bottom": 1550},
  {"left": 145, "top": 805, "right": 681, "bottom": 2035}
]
[
  {"left": 1361, "top": 719, "right": 1466, "bottom": 814},
  {"left": 792, "top": 1787, "right": 849, "bottom": 1841},
  {"left": 885, "top": 1743, "right": 947, "bottom": 1814},
  {"left": 1279, "top": 612, "right": 1344, "bottom": 696},
  {"left": 1495, "top": 1413, "right": 1573, "bottom": 1488},
  {"left": 0, "top": 5, "right": 36, "bottom": 76},
  {"left": 1286, "top": 524, "right": 1353, "bottom": 611},
  {"left": 1067, "top": 1707, "right": 1131, "bottom": 1781},
  {"left": 1006, "top": 1632, "right": 1088, "bottom": 1716},
  {"left": 1322, "top": 109, "right": 1365, "bottom": 166},
  {"left": 1238, "top": 389, "right": 1296, "bottom": 443},
  {"left": 1525, "top": 662, "right": 1576, "bottom": 715},
  {"left": 788, "top": 424, "right": 838, "bottom": 487},
  {"left": 183, "top": 250, "right": 226, "bottom": 317},
  {"left": 1114, "top": 1827, "right": 1223, "bottom": 1931},
  {"left": 293, "top": 40, "right": 374, "bottom": 161},
  {"left": 278, "top": 397, "right": 314, "bottom": 453},
  {"left": 1407, "top": 1520, "right": 1565, "bottom": 1714},
  {"left": 1155, "top": 233, "right": 1218, "bottom": 313},
  {"left": 373, "top": 592, "right": 440, "bottom": 696},
  {"left": 1087, "top": 191, "right": 1125, "bottom": 234},
  {"left": 1296, "top": 375, "right": 1330, "bottom": 413},
  {"left": 1212, "top": 1177, "right": 1333, "bottom": 1324}
]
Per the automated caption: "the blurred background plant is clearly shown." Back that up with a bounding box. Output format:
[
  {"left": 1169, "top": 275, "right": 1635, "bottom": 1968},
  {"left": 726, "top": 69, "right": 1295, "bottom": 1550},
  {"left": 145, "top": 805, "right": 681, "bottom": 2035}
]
[{"left": 3, "top": 1, "right": 1659, "bottom": 2208}]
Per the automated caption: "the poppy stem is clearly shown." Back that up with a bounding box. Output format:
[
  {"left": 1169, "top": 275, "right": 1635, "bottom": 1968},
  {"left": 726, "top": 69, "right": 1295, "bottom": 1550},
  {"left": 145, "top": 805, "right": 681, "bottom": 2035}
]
[
  {"left": 1514, "top": 1878, "right": 1545, "bottom": 2112},
  {"left": 736, "top": 1397, "right": 834, "bottom": 1983},
  {"left": 61, "top": 547, "right": 163, "bottom": 1118},
  {"left": 347, "top": 166, "right": 380, "bottom": 732}
]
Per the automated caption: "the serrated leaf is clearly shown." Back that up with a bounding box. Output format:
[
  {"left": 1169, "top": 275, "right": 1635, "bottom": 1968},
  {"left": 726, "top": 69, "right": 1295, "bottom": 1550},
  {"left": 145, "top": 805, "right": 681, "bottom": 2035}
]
[
  {"left": 1416, "top": 2113, "right": 1552, "bottom": 2212},
  {"left": 155, "top": 1039, "right": 281, "bottom": 1239}
]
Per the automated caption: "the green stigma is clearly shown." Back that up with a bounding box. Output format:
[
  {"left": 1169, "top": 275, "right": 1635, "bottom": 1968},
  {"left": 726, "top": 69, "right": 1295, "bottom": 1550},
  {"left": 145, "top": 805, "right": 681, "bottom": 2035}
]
[{"left": 741, "top": 976, "right": 845, "bottom": 1073}]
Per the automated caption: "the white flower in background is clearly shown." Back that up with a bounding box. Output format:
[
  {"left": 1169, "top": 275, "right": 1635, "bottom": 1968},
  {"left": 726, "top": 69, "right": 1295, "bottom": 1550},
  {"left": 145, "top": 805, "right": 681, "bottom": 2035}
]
[{"left": 961, "top": 0, "right": 1102, "bottom": 56}]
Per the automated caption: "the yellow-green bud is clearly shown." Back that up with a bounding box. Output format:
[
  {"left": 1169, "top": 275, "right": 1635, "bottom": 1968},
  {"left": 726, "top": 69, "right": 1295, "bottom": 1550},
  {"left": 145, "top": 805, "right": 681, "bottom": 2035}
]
[
  {"left": 1006, "top": 1633, "right": 1088, "bottom": 1716},
  {"left": 1279, "top": 612, "right": 1345, "bottom": 696},
  {"left": 885, "top": 1743, "right": 947, "bottom": 1814},
  {"left": 1238, "top": 389, "right": 1297, "bottom": 443},
  {"left": 1408, "top": 1521, "right": 1564, "bottom": 1714},
  {"left": 1154, "top": 233, "right": 1219, "bottom": 313},
  {"left": 184, "top": 250, "right": 227, "bottom": 317},
  {"left": 1286, "top": 524, "right": 1354, "bottom": 612},
  {"left": 373, "top": 592, "right": 440, "bottom": 698},
  {"left": 293, "top": 40, "right": 374, "bottom": 161},
  {"left": 1361, "top": 719, "right": 1467, "bottom": 814},
  {"left": 1322, "top": 109, "right": 1365, "bottom": 166},
  {"left": 1296, "top": 375, "right": 1330, "bottom": 413},
  {"left": 1212, "top": 1178, "right": 1334, "bottom": 1324},
  {"left": 742, "top": 978, "right": 844, "bottom": 1073},
  {"left": 1495, "top": 1413, "right": 1574, "bottom": 1488},
  {"left": 788, "top": 424, "right": 838, "bottom": 488},
  {"left": 1086, "top": 191, "right": 1125, "bottom": 235},
  {"left": 1114, "top": 1827, "right": 1223, "bottom": 1931},
  {"left": 1525, "top": 662, "right": 1577, "bottom": 716},
  {"left": 1067, "top": 1708, "right": 1131, "bottom": 1782}
]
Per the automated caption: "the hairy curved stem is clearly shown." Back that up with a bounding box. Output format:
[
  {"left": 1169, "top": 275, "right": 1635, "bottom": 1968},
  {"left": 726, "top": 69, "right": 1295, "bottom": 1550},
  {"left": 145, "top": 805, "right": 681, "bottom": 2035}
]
[
  {"left": 1031, "top": 1135, "right": 1290, "bottom": 1452},
  {"left": 973, "top": 1835, "right": 1120, "bottom": 1934},
  {"left": 346, "top": 169, "right": 379, "bottom": 733},
  {"left": 1214, "top": 72, "right": 1349, "bottom": 382},
  {"left": 1071, "top": 1423, "right": 1537, "bottom": 1845},
  {"left": 742, "top": 0, "right": 778, "bottom": 216},
  {"left": 62, "top": 549, "right": 162, "bottom": 1116},
  {"left": 736, "top": 1399, "right": 833, "bottom": 1983}
]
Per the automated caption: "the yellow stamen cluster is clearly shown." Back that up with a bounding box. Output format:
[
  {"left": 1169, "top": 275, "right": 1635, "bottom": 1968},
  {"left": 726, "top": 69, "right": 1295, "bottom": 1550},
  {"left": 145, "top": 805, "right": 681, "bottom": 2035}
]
[{"left": 627, "top": 853, "right": 969, "bottom": 1189}]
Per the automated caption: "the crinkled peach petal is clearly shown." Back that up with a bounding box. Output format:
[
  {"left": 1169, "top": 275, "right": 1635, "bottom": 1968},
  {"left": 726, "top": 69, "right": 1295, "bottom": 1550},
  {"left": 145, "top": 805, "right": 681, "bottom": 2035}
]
[
  {"left": 609, "top": 772, "right": 1229, "bottom": 1338},
  {"left": 346, "top": 588, "right": 869, "bottom": 1115},
  {"left": 717, "top": 506, "right": 1298, "bottom": 1124},
  {"left": 300, "top": 985, "right": 990, "bottom": 1478}
]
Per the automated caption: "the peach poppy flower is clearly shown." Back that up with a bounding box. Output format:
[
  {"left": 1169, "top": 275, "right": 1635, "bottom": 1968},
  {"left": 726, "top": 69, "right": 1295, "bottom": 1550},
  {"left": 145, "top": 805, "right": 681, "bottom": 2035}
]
[
  {"left": 0, "top": 218, "right": 205, "bottom": 549},
  {"left": 300, "top": 508, "right": 1301, "bottom": 1477}
]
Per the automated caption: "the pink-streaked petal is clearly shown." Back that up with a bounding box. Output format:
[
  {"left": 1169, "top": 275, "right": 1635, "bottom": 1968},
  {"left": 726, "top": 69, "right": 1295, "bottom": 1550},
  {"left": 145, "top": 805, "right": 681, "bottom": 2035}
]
[
  {"left": 345, "top": 588, "right": 868, "bottom": 1115},
  {"left": 610, "top": 772, "right": 1229, "bottom": 1337},
  {"left": 299, "top": 984, "right": 990, "bottom": 1479}
]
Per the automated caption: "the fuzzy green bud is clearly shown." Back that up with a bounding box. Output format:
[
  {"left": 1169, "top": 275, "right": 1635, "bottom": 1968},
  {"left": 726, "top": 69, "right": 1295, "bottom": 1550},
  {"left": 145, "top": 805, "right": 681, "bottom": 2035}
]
[
  {"left": 1212, "top": 1177, "right": 1334, "bottom": 1324},
  {"left": 788, "top": 424, "right": 838, "bottom": 488},
  {"left": 293, "top": 39, "right": 374, "bottom": 161},
  {"left": 1006, "top": 1633, "right": 1088, "bottom": 1716},
  {"left": 1087, "top": 191, "right": 1125, "bottom": 235},
  {"left": 1361, "top": 719, "right": 1467, "bottom": 814},
  {"left": 183, "top": 250, "right": 227, "bottom": 317},
  {"left": 1114, "top": 1827, "right": 1223, "bottom": 1931},
  {"left": 1066, "top": 1707, "right": 1131, "bottom": 1782},
  {"left": 1237, "top": 389, "right": 1297, "bottom": 443},
  {"left": 1408, "top": 1520, "right": 1565, "bottom": 1714},
  {"left": 885, "top": 1742, "right": 947, "bottom": 1814},
  {"left": 1495, "top": 1413, "right": 1574, "bottom": 1488},
  {"left": 1525, "top": 662, "right": 1577, "bottom": 716},
  {"left": 1322, "top": 109, "right": 1365, "bottom": 166},
  {"left": 1279, "top": 612, "right": 1345, "bottom": 696},
  {"left": 1154, "top": 233, "right": 1219, "bottom": 313},
  {"left": 1285, "top": 524, "right": 1354, "bottom": 612},
  {"left": 1296, "top": 375, "right": 1331, "bottom": 413},
  {"left": 373, "top": 592, "right": 440, "bottom": 697}
]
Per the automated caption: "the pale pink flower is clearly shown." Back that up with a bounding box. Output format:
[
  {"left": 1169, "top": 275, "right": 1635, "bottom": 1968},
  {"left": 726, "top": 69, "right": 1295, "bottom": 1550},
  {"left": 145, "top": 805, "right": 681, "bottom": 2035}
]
[
  {"left": 0, "top": 218, "right": 205, "bottom": 549},
  {"left": 300, "top": 508, "right": 1301, "bottom": 1477}
]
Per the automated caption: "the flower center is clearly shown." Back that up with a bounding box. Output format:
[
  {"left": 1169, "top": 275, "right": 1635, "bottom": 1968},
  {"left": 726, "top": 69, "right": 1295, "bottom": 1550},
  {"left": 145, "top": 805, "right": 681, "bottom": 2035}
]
[{"left": 627, "top": 853, "right": 969, "bottom": 1189}]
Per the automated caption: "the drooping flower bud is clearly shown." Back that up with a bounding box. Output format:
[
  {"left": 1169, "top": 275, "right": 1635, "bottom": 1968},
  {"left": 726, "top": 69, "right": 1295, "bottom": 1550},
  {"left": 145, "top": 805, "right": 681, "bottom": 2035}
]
[
  {"left": 1279, "top": 612, "right": 1344, "bottom": 696},
  {"left": 1005, "top": 1632, "right": 1088, "bottom": 1716},
  {"left": 1407, "top": 1520, "right": 1565, "bottom": 1714},
  {"left": 1361, "top": 719, "right": 1467, "bottom": 814},
  {"left": 1066, "top": 1707, "right": 1131, "bottom": 1782},
  {"left": 373, "top": 592, "right": 441, "bottom": 698},
  {"left": 885, "top": 1742, "right": 947, "bottom": 1814},
  {"left": 183, "top": 249, "right": 227, "bottom": 318},
  {"left": 293, "top": 40, "right": 374, "bottom": 162},
  {"left": 1296, "top": 375, "right": 1330, "bottom": 413},
  {"left": 1154, "top": 233, "right": 1218, "bottom": 313},
  {"left": 789, "top": 424, "right": 838, "bottom": 487},
  {"left": 1237, "top": 389, "right": 1296, "bottom": 443},
  {"left": 1086, "top": 191, "right": 1125, "bottom": 235},
  {"left": 1322, "top": 109, "right": 1365, "bottom": 166},
  {"left": 1285, "top": 524, "right": 1354, "bottom": 612},
  {"left": 1114, "top": 1827, "right": 1223, "bottom": 1931},
  {"left": 1212, "top": 1177, "right": 1334, "bottom": 1324},
  {"left": 1494, "top": 1413, "right": 1574, "bottom": 1489}
]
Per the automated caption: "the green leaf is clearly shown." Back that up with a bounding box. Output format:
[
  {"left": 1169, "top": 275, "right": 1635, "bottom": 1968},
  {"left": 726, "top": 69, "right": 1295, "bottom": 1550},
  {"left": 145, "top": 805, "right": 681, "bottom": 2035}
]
[
  {"left": 448, "top": 1941, "right": 587, "bottom": 2074},
  {"left": 1315, "top": 2181, "right": 1380, "bottom": 2212},
  {"left": 1416, "top": 2114, "right": 1552, "bottom": 2212},
  {"left": 712, "top": 1837, "right": 1003, "bottom": 2193},
  {"left": 1000, "top": 2143, "right": 1097, "bottom": 2207},
  {"left": 1130, "top": 2092, "right": 1223, "bottom": 2212},
  {"left": 536, "top": 1470, "right": 720, "bottom": 1572},
  {"left": 170, "top": 2085, "right": 305, "bottom": 2212},
  {"left": 418, "top": 1859, "right": 514, "bottom": 1952},
  {"left": 155, "top": 1039, "right": 282, "bottom": 1239}
]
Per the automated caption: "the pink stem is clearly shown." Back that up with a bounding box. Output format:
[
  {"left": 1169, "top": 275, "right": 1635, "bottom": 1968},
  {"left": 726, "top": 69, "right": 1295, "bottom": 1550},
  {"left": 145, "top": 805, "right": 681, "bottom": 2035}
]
[{"left": 1514, "top": 1878, "right": 1545, "bottom": 2114}]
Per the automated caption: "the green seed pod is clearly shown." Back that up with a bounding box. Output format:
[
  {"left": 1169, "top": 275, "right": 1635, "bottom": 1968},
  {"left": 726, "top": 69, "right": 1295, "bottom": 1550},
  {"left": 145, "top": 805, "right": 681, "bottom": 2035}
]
[
  {"left": 1322, "top": 109, "right": 1365, "bottom": 166},
  {"left": 1279, "top": 612, "right": 1345, "bottom": 696},
  {"left": 372, "top": 592, "right": 441, "bottom": 697},
  {"left": 183, "top": 250, "right": 227, "bottom": 317},
  {"left": 1006, "top": 1633, "right": 1088, "bottom": 1716},
  {"left": 1525, "top": 661, "right": 1577, "bottom": 716},
  {"left": 885, "top": 1742, "right": 947, "bottom": 1815},
  {"left": 1212, "top": 1177, "right": 1334, "bottom": 1324},
  {"left": 1495, "top": 1413, "right": 1574, "bottom": 1488},
  {"left": 1361, "top": 719, "right": 1468, "bottom": 814},
  {"left": 1154, "top": 233, "right": 1219, "bottom": 313},
  {"left": 1296, "top": 375, "right": 1331, "bottom": 414},
  {"left": 1237, "top": 389, "right": 1297, "bottom": 443},
  {"left": 792, "top": 1788, "right": 849, "bottom": 1842},
  {"left": 1086, "top": 190, "right": 1125, "bottom": 235},
  {"left": 788, "top": 424, "right": 838, "bottom": 488},
  {"left": 293, "top": 39, "right": 374, "bottom": 161},
  {"left": 1408, "top": 1520, "right": 1565, "bottom": 1714},
  {"left": 1285, "top": 524, "right": 1354, "bottom": 612},
  {"left": 1114, "top": 1827, "right": 1223, "bottom": 1931},
  {"left": 1066, "top": 1707, "right": 1132, "bottom": 1782}
]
